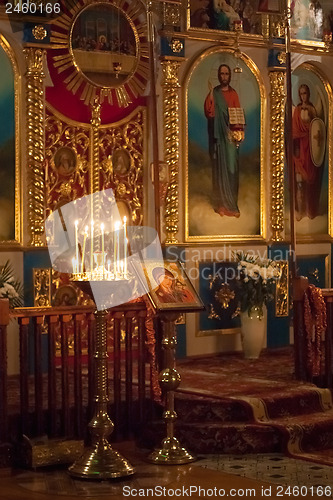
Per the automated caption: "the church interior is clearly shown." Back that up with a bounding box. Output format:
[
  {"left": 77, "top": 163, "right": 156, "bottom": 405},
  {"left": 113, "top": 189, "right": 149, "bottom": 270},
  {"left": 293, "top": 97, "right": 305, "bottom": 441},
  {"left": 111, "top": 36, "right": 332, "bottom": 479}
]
[{"left": 1, "top": 0, "right": 333, "bottom": 497}]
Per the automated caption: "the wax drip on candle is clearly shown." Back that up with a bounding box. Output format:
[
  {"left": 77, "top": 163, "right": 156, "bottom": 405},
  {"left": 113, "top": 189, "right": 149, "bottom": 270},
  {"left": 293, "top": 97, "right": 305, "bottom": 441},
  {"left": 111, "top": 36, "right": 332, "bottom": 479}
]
[
  {"left": 101, "top": 223, "right": 105, "bottom": 278},
  {"left": 123, "top": 216, "right": 127, "bottom": 277},
  {"left": 81, "top": 226, "right": 88, "bottom": 273},
  {"left": 75, "top": 220, "right": 79, "bottom": 274},
  {"left": 90, "top": 220, "right": 94, "bottom": 275}
]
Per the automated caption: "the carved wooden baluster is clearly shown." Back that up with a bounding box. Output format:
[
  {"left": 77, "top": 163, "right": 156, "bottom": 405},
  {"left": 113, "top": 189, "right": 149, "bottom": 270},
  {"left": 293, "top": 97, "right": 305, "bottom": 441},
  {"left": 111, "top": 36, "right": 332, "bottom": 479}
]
[
  {"left": 47, "top": 315, "right": 58, "bottom": 437},
  {"left": 33, "top": 315, "right": 43, "bottom": 435},
  {"left": 113, "top": 312, "right": 122, "bottom": 441},
  {"left": 125, "top": 311, "right": 135, "bottom": 438},
  {"left": 74, "top": 313, "right": 84, "bottom": 438},
  {"left": 18, "top": 316, "right": 30, "bottom": 436},
  {"left": 0, "top": 299, "right": 9, "bottom": 442},
  {"left": 60, "top": 314, "right": 71, "bottom": 436},
  {"left": 137, "top": 310, "right": 146, "bottom": 424},
  {"left": 87, "top": 312, "right": 95, "bottom": 420}
]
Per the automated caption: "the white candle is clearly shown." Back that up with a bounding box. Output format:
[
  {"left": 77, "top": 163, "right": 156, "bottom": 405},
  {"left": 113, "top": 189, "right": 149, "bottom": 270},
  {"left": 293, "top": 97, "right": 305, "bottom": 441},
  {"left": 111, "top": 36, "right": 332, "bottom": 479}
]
[
  {"left": 101, "top": 223, "right": 105, "bottom": 278},
  {"left": 75, "top": 220, "right": 79, "bottom": 274},
  {"left": 90, "top": 219, "right": 94, "bottom": 275},
  {"left": 123, "top": 216, "right": 127, "bottom": 277},
  {"left": 81, "top": 226, "right": 88, "bottom": 273},
  {"left": 107, "top": 259, "right": 111, "bottom": 274},
  {"left": 114, "top": 221, "right": 120, "bottom": 276},
  {"left": 72, "top": 257, "right": 76, "bottom": 274}
]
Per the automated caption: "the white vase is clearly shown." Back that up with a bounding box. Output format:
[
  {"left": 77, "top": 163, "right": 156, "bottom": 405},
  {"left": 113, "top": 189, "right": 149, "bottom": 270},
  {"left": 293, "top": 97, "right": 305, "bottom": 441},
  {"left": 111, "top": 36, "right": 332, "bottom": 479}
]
[{"left": 240, "top": 306, "right": 267, "bottom": 359}]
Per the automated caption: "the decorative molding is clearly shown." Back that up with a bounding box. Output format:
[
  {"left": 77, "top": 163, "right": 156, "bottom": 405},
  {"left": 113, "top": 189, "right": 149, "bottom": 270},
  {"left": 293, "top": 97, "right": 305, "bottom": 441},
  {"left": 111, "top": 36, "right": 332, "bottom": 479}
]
[
  {"left": 275, "top": 260, "right": 289, "bottom": 317},
  {"left": 44, "top": 105, "right": 90, "bottom": 216},
  {"left": 33, "top": 268, "right": 52, "bottom": 307},
  {"left": 32, "top": 25, "right": 47, "bottom": 41},
  {"left": 24, "top": 47, "right": 46, "bottom": 246},
  {"left": 44, "top": 104, "right": 145, "bottom": 226},
  {"left": 269, "top": 71, "right": 286, "bottom": 242},
  {"left": 161, "top": 59, "right": 181, "bottom": 244}
]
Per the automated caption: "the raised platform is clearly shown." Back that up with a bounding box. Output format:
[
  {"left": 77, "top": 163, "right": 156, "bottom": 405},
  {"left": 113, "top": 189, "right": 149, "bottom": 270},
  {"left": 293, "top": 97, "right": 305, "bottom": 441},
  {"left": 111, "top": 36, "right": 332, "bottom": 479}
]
[{"left": 144, "top": 348, "right": 333, "bottom": 466}]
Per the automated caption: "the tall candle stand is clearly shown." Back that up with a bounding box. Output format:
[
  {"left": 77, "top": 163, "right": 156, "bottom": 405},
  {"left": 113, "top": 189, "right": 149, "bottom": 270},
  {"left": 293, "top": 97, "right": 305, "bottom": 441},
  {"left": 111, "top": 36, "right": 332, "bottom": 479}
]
[
  {"left": 147, "top": 312, "right": 196, "bottom": 464},
  {"left": 68, "top": 272, "right": 134, "bottom": 479}
]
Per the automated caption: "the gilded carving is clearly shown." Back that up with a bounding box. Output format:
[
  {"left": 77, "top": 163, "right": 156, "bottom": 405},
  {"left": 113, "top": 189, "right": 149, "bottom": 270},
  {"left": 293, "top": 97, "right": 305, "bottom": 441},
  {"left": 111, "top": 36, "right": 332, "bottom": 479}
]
[
  {"left": 161, "top": 60, "right": 181, "bottom": 244},
  {"left": 24, "top": 47, "right": 46, "bottom": 246},
  {"left": 275, "top": 261, "right": 289, "bottom": 317},
  {"left": 169, "top": 39, "right": 184, "bottom": 53},
  {"left": 33, "top": 268, "right": 52, "bottom": 307},
  {"left": 269, "top": 71, "right": 286, "bottom": 241},
  {"left": 44, "top": 105, "right": 145, "bottom": 227},
  {"left": 163, "top": 2, "right": 181, "bottom": 27},
  {"left": 32, "top": 25, "right": 47, "bottom": 41},
  {"left": 44, "top": 106, "right": 90, "bottom": 215},
  {"left": 99, "top": 109, "right": 145, "bottom": 225},
  {"left": 215, "top": 284, "right": 235, "bottom": 309}
]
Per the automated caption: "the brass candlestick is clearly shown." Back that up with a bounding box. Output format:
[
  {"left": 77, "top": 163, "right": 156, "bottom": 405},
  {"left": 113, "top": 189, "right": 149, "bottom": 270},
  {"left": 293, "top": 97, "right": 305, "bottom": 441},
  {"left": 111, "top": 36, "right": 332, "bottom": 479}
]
[
  {"left": 68, "top": 281, "right": 135, "bottom": 479},
  {"left": 147, "top": 313, "right": 196, "bottom": 465}
]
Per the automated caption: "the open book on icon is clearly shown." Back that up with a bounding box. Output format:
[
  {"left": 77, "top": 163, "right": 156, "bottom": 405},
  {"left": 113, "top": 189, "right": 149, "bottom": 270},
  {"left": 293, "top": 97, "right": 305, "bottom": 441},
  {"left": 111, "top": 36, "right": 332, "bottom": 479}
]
[{"left": 228, "top": 107, "right": 245, "bottom": 126}]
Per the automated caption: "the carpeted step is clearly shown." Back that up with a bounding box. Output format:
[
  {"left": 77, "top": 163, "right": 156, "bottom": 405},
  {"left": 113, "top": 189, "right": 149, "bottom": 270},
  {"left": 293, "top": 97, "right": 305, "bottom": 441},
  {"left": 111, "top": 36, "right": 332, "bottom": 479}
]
[
  {"left": 245, "top": 386, "right": 332, "bottom": 420},
  {"left": 269, "top": 410, "right": 333, "bottom": 454},
  {"left": 176, "top": 422, "right": 282, "bottom": 454},
  {"left": 140, "top": 419, "right": 282, "bottom": 455},
  {"left": 175, "top": 393, "right": 251, "bottom": 423}
]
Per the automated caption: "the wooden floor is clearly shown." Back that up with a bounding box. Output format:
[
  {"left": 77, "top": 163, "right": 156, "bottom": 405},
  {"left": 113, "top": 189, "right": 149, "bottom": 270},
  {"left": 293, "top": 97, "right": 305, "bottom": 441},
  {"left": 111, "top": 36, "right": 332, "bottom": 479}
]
[{"left": 0, "top": 442, "right": 327, "bottom": 500}]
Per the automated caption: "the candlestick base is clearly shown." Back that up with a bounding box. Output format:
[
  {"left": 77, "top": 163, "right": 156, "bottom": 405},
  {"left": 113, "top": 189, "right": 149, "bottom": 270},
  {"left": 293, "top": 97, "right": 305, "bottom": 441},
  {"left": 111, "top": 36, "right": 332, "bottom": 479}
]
[
  {"left": 68, "top": 441, "right": 135, "bottom": 479},
  {"left": 147, "top": 437, "right": 196, "bottom": 465}
]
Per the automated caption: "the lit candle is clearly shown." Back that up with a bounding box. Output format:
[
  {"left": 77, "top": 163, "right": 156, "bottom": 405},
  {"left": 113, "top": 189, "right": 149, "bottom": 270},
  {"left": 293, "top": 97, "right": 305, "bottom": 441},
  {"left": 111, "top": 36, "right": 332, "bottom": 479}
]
[
  {"left": 74, "top": 220, "right": 79, "bottom": 274},
  {"left": 123, "top": 216, "right": 127, "bottom": 277},
  {"left": 90, "top": 219, "right": 94, "bottom": 275},
  {"left": 101, "top": 223, "right": 105, "bottom": 278},
  {"left": 114, "top": 221, "right": 120, "bottom": 276},
  {"left": 81, "top": 226, "right": 88, "bottom": 273}
]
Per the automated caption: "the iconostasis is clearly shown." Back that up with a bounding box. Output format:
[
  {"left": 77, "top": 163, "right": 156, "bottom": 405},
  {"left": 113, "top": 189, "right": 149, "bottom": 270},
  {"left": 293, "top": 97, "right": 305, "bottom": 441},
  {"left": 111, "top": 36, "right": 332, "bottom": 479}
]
[{"left": 0, "top": 0, "right": 333, "bottom": 353}]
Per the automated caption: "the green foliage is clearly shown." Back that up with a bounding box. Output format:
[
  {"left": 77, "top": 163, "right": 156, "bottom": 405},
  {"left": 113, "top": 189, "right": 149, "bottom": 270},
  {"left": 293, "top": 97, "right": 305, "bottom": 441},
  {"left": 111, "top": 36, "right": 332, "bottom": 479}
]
[{"left": 0, "top": 260, "right": 23, "bottom": 308}]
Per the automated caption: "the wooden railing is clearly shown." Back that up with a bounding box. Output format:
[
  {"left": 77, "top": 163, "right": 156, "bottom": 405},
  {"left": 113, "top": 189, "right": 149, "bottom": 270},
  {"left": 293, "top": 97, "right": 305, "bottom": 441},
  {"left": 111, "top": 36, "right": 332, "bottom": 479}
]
[
  {"left": 293, "top": 277, "right": 333, "bottom": 387},
  {"left": 0, "top": 299, "right": 156, "bottom": 456}
]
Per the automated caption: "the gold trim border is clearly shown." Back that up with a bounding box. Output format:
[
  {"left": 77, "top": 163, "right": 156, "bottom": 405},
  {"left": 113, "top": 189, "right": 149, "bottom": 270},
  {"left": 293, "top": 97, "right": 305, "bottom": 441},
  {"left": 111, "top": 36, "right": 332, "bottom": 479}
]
[
  {"left": 0, "top": 34, "right": 22, "bottom": 245},
  {"left": 196, "top": 327, "right": 241, "bottom": 337},
  {"left": 183, "top": 46, "right": 267, "bottom": 243}
]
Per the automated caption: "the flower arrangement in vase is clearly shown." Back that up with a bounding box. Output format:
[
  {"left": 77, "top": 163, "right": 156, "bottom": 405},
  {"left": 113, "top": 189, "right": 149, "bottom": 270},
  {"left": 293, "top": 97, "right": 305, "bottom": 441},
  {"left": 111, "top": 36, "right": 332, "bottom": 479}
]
[
  {"left": 0, "top": 261, "right": 23, "bottom": 308},
  {"left": 234, "top": 252, "right": 280, "bottom": 318},
  {"left": 234, "top": 252, "right": 281, "bottom": 359}
]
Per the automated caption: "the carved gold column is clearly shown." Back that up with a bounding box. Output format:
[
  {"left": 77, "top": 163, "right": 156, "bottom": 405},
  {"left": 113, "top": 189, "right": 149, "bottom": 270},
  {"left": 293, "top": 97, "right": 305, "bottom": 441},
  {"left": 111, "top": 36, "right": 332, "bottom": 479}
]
[
  {"left": 269, "top": 70, "right": 286, "bottom": 241},
  {"left": 24, "top": 48, "right": 46, "bottom": 246},
  {"left": 90, "top": 98, "right": 101, "bottom": 251},
  {"left": 161, "top": 59, "right": 181, "bottom": 244},
  {"left": 90, "top": 97, "right": 101, "bottom": 195}
]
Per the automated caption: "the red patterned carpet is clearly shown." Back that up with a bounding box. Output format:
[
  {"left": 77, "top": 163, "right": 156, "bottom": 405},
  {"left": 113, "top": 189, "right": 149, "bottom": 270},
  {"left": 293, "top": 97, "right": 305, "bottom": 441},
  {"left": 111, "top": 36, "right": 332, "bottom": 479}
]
[{"left": 164, "top": 347, "right": 333, "bottom": 466}]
